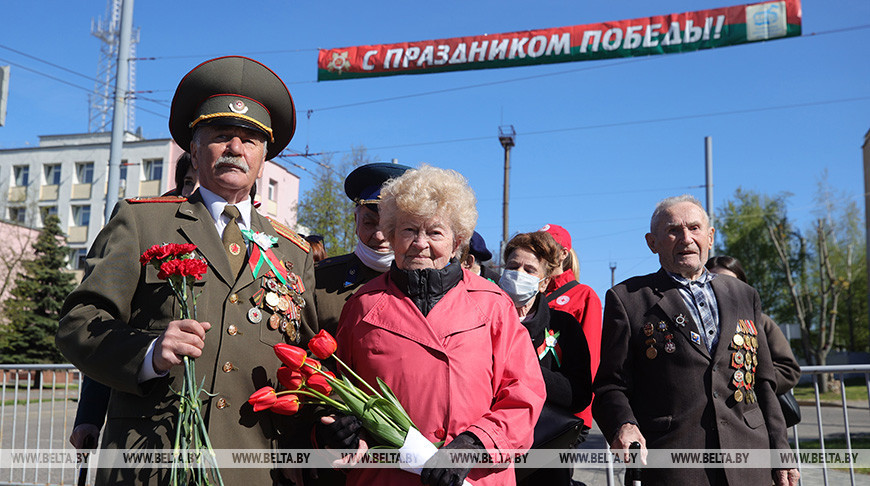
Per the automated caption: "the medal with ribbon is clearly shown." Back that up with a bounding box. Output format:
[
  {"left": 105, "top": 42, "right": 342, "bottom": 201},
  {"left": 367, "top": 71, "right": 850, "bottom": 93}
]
[
  {"left": 536, "top": 328, "right": 562, "bottom": 367},
  {"left": 242, "top": 230, "right": 305, "bottom": 342},
  {"left": 242, "top": 230, "right": 289, "bottom": 284}
]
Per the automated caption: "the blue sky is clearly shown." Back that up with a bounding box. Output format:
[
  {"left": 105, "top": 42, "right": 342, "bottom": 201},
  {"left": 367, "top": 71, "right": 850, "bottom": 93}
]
[{"left": 1, "top": 0, "right": 868, "bottom": 301}]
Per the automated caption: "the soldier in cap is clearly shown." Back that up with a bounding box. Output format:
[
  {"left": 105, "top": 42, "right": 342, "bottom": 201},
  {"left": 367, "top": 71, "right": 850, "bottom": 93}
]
[
  {"left": 57, "top": 56, "right": 317, "bottom": 485},
  {"left": 314, "top": 162, "right": 410, "bottom": 336},
  {"left": 460, "top": 230, "right": 500, "bottom": 284}
]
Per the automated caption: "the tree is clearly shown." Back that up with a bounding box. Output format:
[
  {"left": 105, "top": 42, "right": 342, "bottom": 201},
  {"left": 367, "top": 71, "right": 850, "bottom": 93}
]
[
  {"left": 295, "top": 146, "right": 373, "bottom": 256},
  {"left": 0, "top": 214, "right": 76, "bottom": 363},
  {"left": 812, "top": 174, "right": 868, "bottom": 353},
  {"left": 716, "top": 189, "right": 796, "bottom": 321},
  {"left": 718, "top": 180, "right": 868, "bottom": 391}
]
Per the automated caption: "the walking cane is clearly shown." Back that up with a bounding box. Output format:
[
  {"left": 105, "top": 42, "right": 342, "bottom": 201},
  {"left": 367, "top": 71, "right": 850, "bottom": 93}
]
[
  {"left": 77, "top": 435, "right": 96, "bottom": 486},
  {"left": 624, "top": 441, "right": 642, "bottom": 486}
]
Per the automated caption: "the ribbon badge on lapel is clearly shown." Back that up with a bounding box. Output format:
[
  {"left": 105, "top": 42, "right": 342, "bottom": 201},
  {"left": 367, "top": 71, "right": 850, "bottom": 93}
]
[
  {"left": 242, "top": 230, "right": 289, "bottom": 285},
  {"left": 536, "top": 328, "right": 562, "bottom": 367}
]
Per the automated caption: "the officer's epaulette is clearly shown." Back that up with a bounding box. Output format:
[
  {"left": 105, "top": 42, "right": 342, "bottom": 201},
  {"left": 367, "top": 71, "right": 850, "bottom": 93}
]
[
  {"left": 126, "top": 196, "right": 187, "bottom": 203},
  {"left": 267, "top": 217, "right": 310, "bottom": 253}
]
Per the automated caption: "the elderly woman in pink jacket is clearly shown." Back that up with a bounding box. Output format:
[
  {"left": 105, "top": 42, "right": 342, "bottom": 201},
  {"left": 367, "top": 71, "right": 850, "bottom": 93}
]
[{"left": 319, "top": 164, "right": 545, "bottom": 486}]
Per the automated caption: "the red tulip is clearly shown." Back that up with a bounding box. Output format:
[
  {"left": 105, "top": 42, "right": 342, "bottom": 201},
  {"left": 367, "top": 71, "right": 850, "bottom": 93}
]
[
  {"left": 277, "top": 366, "right": 305, "bottom": 390},
  {"left": 248, "top": 386, "right": 277, "bottom": 412},
  {"left": 308, "top": 330, "right": 338, "bottom": 359},
  {"left": 271, "top": 394, "right": 300, "bottom": 416},
  {"left": 300, "top": 358, "right": 322, "bottom": 378},
  {"left": 274, "top": 344, "right": 307, "bottom": 370},
  {"left": 306, "top": 373, "right": 332, "bottom": 395}
]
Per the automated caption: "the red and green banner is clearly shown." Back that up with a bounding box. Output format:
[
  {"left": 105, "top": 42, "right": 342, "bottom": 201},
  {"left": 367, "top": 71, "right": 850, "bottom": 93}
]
[{"left": 318, "top": 0, "right": 800, "bottom": 81}]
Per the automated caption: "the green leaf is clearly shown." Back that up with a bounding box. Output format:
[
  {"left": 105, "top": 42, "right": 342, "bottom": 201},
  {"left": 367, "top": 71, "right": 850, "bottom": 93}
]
[{"left": 376, "top": 378, "right": 415, "bottom": 430}]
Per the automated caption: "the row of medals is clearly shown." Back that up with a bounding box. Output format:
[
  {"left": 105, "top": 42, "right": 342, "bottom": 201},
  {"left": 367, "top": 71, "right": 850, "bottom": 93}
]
[
  {"left": 730, "top": 319, "right": 759, "bottom": 403},
  {"left": 642, "top": 320, "right": 675, "bottom": 359},
  {"left": 247, "top": 261, "right": 306, "bottom": 344}
]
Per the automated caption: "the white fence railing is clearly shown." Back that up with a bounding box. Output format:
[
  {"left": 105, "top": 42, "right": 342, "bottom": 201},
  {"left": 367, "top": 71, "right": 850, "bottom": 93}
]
[
  {"left": 0, "top": 364, "right": 81, "bottom": 486},
  {"left": 795, "top": 364, "right": 870, "bottom": 486},
  {"left": 1, "top": 364, "right": 868, "bottom": 486}
]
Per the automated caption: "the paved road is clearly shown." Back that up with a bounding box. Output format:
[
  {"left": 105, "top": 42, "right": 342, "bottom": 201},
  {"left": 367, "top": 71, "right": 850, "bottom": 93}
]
[
  {"left": 572, "top": 402, "right": 870, "bottom": 486},
  {"left": 0, "top": 386, "right": 81, "bottom": 486}
]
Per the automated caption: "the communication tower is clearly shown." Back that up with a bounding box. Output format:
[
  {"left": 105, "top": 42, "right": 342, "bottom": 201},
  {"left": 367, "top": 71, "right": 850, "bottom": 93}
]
[{"left": 89, "top": 0, "right": 139, "bottom": 133}]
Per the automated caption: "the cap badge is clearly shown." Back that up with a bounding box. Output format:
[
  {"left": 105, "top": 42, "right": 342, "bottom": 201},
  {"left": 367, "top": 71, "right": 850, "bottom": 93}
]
[{"left": 229, "top": 99, "right": 249, "bottom": 114}]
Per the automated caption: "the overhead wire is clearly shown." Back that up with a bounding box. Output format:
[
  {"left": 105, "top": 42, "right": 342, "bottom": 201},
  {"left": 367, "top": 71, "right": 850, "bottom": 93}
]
[
  {"left": 317, "top": 95, "right": 870, "bottom": 155},
  {"left": 3, "top": 23, "right": 868, "bottom": 185}
]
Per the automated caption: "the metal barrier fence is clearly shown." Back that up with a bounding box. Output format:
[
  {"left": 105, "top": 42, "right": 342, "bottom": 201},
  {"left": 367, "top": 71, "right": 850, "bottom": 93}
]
[
  {"left": 796, "top": 364, "right": 870, "bottom": 486},
  {"left": 1, "top": 364, "right": 869, "bottom": 486},
  {"left": 0, "top": 364, "right": 81, "bottom": 486}
]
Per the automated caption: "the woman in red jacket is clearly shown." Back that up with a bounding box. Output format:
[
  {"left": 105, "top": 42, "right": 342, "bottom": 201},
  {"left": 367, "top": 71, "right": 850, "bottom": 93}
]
[{"left": 539, "top": 224, "right": 602, "bottom": 436}]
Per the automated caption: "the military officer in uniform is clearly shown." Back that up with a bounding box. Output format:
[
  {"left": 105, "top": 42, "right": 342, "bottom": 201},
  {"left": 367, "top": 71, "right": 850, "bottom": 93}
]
[
  {"left": 314, "top": 162, "right": 410, "bottom": 335},
  {"left": 57, "top": 56, "right": 317, "bottom": 485},
  {"left": 460, "top": 231, "right": 500, "bottom": 284},
  {"left": 592, "top": 195, "right": 799, "bottom": 486}
]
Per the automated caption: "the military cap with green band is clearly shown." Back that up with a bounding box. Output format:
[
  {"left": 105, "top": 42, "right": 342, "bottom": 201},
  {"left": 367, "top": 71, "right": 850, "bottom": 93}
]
[{"left": 169, "top": 56, "right": 295, "bottom": 161}]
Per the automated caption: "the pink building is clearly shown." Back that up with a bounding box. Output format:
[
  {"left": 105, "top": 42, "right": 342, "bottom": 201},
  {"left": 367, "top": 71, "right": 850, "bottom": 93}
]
[{"left": 0, "top": 221, "right": 40, "bottom": 323}]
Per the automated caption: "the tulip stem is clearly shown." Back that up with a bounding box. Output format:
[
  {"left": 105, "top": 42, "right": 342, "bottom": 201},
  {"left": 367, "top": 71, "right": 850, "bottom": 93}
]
[
  {"left": 313, "top": 356, "right": 383, "bottom": 400},
  {"left": 283, "top": 389, "right": 346, "bottom": 411}
]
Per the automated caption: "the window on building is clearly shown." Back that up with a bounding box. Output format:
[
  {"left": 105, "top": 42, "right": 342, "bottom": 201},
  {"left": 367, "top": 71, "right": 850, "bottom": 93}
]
[
  {"left": 72, "top": 205, "right": 91, "bottom": 227},
  {"left": 13, "top": 165, "right": 29, "bottom": 186},
  {"left": 268, "top": 179, "right": 278, "bottom": 201},
  {"left": 40, "top": 206, "right": 58, "bottom": 224},
  {"left": 69, "top": 248, "right": 88, "bottom": 270},
  {"left": 143, "top": 159, "right": 163, "bottom": 181},
  {"left": 8, "top": 207, "right": 26, "bottom": 224},
  {"left": 76, "top": 162, "right": 94, "bottom": 184},
  {"left": 44, "top": 164, "right": 62, "bottom": 185},
  {"left": 118, "top": 161, "right": 129, "bottom": 188}
]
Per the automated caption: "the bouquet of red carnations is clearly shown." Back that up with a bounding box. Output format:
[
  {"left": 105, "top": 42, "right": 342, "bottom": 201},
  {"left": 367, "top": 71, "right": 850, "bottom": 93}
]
[{"left": 140, "top": 243, "right": 221, "bottom": 486}]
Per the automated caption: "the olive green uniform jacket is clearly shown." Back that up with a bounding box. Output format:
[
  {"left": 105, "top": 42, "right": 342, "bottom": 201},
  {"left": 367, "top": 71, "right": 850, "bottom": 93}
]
[
  {"left": 56, "top": 191, "right": 317, "bottom": 485},
  {"left": 313, "top": 252, "right": 382, "bottom": 337}
]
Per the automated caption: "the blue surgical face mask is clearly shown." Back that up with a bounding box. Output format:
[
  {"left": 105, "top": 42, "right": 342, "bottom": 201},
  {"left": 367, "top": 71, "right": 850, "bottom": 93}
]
[{"left": 499, "top": 269, "right": 542, "bottom": 307}]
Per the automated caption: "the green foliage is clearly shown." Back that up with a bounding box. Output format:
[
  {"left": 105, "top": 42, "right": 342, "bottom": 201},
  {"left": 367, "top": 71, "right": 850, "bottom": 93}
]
[
  {"left": 0, "top": 214, "right": 76, "bottom": 363},
  {"left": 717, "top": 181, "right": 869, "bottom": 361},
  {"left": 715, "top": 189, "right": 796, "bottom": 322},
  {"left": 811, "top": 173, "right": 868, "bottom": 353},
  {"left": 295, "top": 146, "right": 373, "bottom": 256}
]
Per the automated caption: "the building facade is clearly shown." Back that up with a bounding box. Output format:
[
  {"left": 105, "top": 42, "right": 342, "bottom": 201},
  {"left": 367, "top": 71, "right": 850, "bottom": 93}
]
[{"left": 0, "top": 132, "right": 300, "bottom": 270}]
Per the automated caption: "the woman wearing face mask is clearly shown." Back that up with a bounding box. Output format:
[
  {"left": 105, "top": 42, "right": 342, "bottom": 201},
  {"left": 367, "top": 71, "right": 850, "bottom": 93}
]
[{"left": 501, "top": 231, "right": 592, "bottom": 486}]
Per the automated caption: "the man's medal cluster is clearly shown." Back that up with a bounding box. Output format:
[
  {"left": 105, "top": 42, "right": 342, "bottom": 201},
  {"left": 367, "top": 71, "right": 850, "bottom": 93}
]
[
  {"left": 730, "top": 318, "right": 759, "bottom": 403},
  {"left": 241, "top": 227, "right": 308, "bottom": 343},
  {"left": 642, "top": 319, "right": 677, "bottom": 360},
  {"left": 251, "top": 263, "right": 306, "bottom": 343}
]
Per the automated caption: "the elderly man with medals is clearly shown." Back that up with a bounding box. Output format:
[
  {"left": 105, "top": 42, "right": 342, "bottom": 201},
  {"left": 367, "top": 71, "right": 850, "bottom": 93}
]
[
  {"left": 57, "top": 56, "right": 317, "bottom": 485},
  {"left": 592, "top": 195, "right": 799, "bottom": 486}
]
